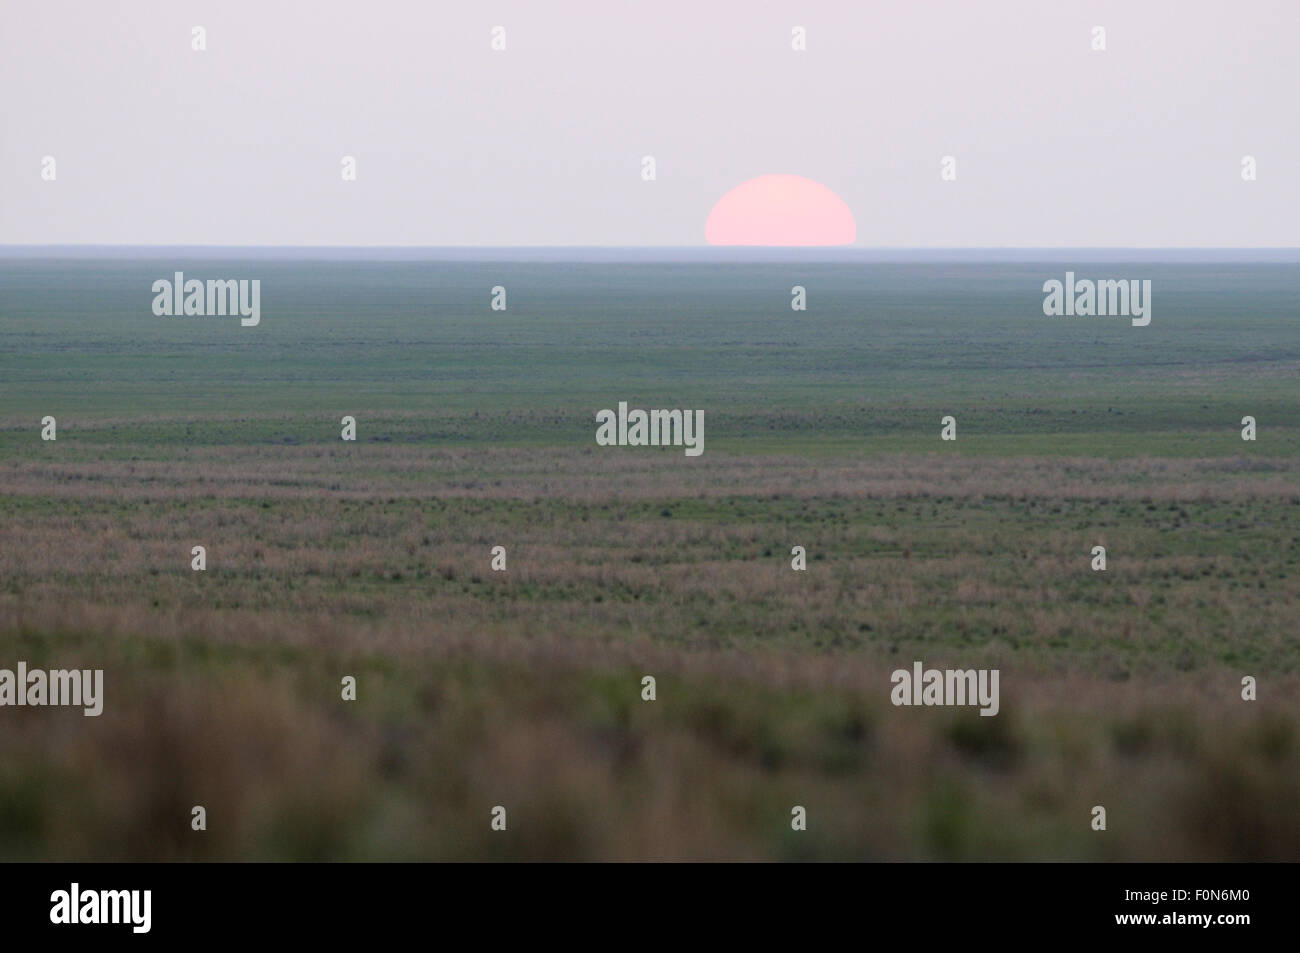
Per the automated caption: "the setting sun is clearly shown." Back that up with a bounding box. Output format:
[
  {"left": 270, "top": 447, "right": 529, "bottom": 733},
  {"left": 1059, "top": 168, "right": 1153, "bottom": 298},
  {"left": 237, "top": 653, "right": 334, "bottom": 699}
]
[{"left": 705, "top": 174, "right": 856, "bottom": 246}]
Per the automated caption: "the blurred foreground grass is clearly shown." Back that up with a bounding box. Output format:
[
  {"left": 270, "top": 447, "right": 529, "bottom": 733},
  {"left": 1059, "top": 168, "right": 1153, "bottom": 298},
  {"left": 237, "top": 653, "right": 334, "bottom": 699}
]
[{"left": 1, "top": 624, "right": 1296, "bottom": 861}]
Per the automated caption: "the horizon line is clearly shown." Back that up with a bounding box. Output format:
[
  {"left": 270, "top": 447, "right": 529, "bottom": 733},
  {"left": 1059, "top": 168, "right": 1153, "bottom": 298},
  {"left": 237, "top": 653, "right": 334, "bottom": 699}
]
[{"left": 3, "top": 244, "right": 1299, "bottom": 262}]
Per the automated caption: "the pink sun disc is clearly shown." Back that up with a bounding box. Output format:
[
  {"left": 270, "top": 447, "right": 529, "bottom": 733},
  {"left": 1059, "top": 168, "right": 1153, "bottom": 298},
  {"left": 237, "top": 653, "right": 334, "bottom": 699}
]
[{"left": 705, "top": 174, "right": 856, "bottom": 246}]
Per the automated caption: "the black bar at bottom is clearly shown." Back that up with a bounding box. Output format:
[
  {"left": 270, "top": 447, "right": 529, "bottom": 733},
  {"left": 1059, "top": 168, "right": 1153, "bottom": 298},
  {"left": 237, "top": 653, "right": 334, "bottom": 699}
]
[{"left": 0, "top": 861, "right": 1280, "bottom": 941}]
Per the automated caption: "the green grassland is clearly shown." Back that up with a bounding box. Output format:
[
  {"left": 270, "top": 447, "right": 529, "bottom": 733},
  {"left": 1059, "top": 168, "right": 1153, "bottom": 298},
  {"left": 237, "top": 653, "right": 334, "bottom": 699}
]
[{"left": 0, "top": 256, "right": 1296, "bottom": 860}]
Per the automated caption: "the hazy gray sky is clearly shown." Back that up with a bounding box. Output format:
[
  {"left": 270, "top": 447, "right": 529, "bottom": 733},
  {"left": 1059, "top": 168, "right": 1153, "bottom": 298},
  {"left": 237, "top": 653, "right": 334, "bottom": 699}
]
[{"left": 2, "top": 0, "right": 1296, "bottom": 246}]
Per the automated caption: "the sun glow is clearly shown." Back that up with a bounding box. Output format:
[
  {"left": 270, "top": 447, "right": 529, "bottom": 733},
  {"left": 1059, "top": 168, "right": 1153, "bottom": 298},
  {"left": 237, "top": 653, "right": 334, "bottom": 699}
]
[{"left": 705, "top": 174, "right": 856, "bottom": 246}]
